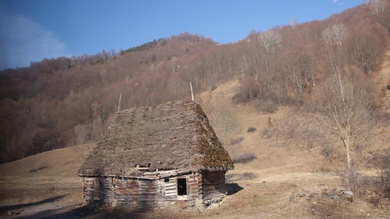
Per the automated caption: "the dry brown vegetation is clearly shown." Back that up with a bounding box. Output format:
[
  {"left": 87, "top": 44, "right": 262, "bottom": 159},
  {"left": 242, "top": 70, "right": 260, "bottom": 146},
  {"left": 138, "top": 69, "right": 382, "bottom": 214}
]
[
  {"left": 1, "top": 78, "right": 390, "bottom": 218},
  {"left": 1, "top": 1, "right": 390, "bottom": 218},
  {"left": 1, "top": 3, "right": 389, "bottom": 163}
]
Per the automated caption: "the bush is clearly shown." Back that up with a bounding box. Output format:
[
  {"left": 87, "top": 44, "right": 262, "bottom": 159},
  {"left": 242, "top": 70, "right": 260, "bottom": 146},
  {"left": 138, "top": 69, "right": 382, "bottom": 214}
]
[
  {"left": 368, "top": 149, "right": 390, "bottom": 198},
  {"left": 254, "top": 98, "right": 278, "bottom": 113},
  {"left": 233, "top": 152, "right": 257, "bottom": 164},
  {"left": 232, "top": 77, "right": 260, "bottom": 103},
  {"left": 247, "top": 127, "right": 257, "bottom": 133},
  {"left": 261, "top": 127, "right": 272, "bottom": 139},
  {"left": 321, "top": 145, "right": 336, "bottom": 161}
]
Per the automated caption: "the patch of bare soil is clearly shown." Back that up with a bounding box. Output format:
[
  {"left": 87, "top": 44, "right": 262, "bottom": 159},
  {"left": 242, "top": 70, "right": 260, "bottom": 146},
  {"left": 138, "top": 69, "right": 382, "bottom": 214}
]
[{"left": 1, "top": 78, "right": 390, "bottom": 218}]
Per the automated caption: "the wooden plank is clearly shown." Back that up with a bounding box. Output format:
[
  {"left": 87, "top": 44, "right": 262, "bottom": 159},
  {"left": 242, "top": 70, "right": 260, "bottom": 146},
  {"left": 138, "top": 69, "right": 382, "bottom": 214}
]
[
  {"left": 165, "top": 187, "right": 176, "bottom": 191},
  {"left": 165, "top": 193, "right": 176, "bottom": 196},
  {"left": 165, "top": 186, "right": 176, "bottom": 190}
]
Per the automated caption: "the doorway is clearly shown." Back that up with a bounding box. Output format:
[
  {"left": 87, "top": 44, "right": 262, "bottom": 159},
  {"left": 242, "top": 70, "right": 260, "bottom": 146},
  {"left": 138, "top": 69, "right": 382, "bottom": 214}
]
[{"left": 177, "top": 178, "right": 187, "bottom": 196}]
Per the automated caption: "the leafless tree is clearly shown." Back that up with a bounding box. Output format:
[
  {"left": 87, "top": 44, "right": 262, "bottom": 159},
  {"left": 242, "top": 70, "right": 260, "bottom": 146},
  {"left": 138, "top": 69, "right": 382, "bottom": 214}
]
[
  {"left": 290, "top": 19, "right": 297, "bottom": 29},
  {"left": 316, "top": 72, "right": 374, "bottom": 185},
  {"left": 322, "top": 23, "right": 348, "bottom": 51},
  {"left": 258, "top": 30, "right": 282, "bottom": 55},
  {"left": 322, "top": 23, "right": 349, "bottom": 78},
  {"left": 366, "top": 0, "right": 385, "bottom": 15},
  {"left": 258, "top": 29, "right": 282, "bottom": 74},
  {"left": 346, "top": 24, "right": 388, "bottom": 74},
  {"left": 282, "top": 44, "right": 316, "bottom": 98},
  {"left": 201, "top": 92, "right": 238, "bottom": 143}
]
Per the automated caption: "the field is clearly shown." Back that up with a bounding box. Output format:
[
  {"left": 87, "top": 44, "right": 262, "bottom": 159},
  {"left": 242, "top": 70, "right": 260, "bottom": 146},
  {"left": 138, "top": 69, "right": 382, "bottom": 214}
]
[{"left": 0, "top": 137, "right": 388, "bottom": 218}]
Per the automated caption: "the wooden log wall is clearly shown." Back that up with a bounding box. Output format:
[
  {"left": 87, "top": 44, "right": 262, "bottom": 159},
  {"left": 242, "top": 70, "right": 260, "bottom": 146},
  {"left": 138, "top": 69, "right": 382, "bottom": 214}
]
[
  {"left": 82, "top": 177, "right": 116, "bottom": 204},
  {"left": 188, "top": 173, "right": 201, "bottom": 199},
  {"left": 82, "top": 177, "right": 97, "bottom": 203},
  {"left": 113, "top": 178, "right": 161, "bottom": 202},
  {"left": 160, "top": 172, "right": 201, "bottom": 200},
  {"left": 82, "top": 170, "right": 206, "bottom": 204},
  {"left": 161, "top": 178, "right": 177, "bottom": 200}
]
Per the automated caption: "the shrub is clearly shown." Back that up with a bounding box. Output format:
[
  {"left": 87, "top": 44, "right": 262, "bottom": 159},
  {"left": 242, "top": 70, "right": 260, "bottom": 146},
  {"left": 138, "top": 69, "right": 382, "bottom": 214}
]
[
  {"left": 254, "top": 99, "right": 278, "bottom": 113},
  {"left": 247, "top": 127, "right": 257, "bottom": 133},
  {"left": 232, "top": 77, "right": 260, "bottom": 103},
  {"left": 368, "top": 149, "right": 390, "bottom": 198},
  {"left": 321, "top": 145, "right": 336, "bottom": 161},
  {"left": 261, "top": 127, "right": 272, "bottom": 139}
]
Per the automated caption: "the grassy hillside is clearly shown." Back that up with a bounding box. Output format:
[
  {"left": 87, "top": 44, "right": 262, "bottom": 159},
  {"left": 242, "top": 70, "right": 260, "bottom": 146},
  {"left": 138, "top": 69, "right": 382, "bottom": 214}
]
[
  {"left": 1, "top": 3, "right": 389, "bottom": 163},
  {"left": 1, "top": 77, "right": 389, "bottom": 218}
]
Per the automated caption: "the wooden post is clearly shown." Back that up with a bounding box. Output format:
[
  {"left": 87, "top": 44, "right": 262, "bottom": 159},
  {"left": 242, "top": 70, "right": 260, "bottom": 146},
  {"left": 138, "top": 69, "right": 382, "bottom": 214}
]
[
  {"left": 117, "top": 91, "right": 122, "bottom": 112},
  {"left": 190, "top": 81, "right": 194, "bottom": 101}
]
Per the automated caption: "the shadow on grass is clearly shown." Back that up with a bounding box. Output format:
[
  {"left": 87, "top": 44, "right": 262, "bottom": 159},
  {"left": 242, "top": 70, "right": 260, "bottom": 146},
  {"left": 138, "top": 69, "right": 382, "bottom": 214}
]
[
  {"left": 226, "top": 172, "right": 256, "bottom": 182},
  {"left": 226, "top": 183, "right": 243, "bottom": 195},
  {"left": 0, "top": 195, "right": 66, "bottom": 213},
  {"left": 0, "top": 195, "right": 67, "bottom": 217},
  {"left": 1, "top": 182, "right": 239, "bottom": 218},
  {"left": 11, "top": 201, "right": 155, "bottom": 219},
  {"left": 29, "top": 165, "right": 49, "bottom": 173},
  {"left": 63, "top": 203, "right": 153, "bottom": 219}
]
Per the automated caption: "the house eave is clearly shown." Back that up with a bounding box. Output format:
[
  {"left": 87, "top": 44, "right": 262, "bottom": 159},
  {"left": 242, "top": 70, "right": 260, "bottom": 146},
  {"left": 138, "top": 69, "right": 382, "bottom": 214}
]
[{"left": 77, "top": 166, "right": 232, "bottom": 179}]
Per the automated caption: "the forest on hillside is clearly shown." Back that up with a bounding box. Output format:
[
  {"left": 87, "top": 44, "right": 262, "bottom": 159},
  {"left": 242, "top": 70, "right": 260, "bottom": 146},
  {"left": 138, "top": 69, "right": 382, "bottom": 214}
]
[{"left": 0, "top": 1, "right": 389, "bottom": 163}]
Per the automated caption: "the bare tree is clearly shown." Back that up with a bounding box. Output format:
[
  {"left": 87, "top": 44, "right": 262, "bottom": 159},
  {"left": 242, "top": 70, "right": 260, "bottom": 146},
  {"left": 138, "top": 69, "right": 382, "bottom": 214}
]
[
  {"left": 322, "top": 23, "right": 349, "bottom": 78},
  {"left": 201, "top": 92, "right": 238, "bottom": 143},
  {"left": 282, "top": 44, "right": 316, "bottom": 98},
  {"left": 258, "top": 30, "right": 282, "bottom": 55},
  {"left": 290, "top": 19, "right": 297, "bottom": 29},
  {"left": 366, "top": 0, "right": 385, "bottom": 15},
  {"left": 257, "top": 29, "right": 286, "bottom": 103},
  {"left": 316, "top": 72, "right": 374, "bottom": 185},
  {"left": 258, "top": 29, "right": 282, "bottom": 74},
  {"left": 346, "top": 24, "right": 388, "bottom": 74},
  {"left": 322, "top": 23, "right": 347, "bottom": 51}
]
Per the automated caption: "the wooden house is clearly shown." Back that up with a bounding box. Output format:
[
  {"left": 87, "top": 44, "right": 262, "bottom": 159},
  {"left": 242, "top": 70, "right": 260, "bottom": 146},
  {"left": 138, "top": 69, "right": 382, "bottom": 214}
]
[{"left": 77, "top": 101, "right": 233, "bottom": 207}]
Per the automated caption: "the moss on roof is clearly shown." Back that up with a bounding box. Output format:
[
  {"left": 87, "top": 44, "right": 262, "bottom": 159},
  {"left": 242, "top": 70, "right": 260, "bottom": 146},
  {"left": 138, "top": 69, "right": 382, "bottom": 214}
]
[{"left": 78, "top": 101, "right": 233, "bottom": 177}]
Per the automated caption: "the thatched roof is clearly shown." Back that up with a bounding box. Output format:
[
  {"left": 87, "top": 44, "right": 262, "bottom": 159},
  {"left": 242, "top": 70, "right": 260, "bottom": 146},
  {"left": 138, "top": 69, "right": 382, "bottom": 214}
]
[{"left": 78, "top": 101, "right": 233, "bottom": 177}]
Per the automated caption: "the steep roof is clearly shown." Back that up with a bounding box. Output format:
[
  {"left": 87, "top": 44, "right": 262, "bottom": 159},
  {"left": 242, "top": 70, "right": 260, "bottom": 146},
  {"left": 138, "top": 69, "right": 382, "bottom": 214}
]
[{"left": 78, "top": 101, "right": 233, "bottom": 177}]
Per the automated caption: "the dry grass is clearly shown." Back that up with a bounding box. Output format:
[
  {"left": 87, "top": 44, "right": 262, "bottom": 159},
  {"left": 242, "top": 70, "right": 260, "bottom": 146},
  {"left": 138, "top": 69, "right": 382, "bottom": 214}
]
[
  {"left": 0, "top": 144, "right": 95, "bottom": 218},
  {"left": 1, "top": 74, "right": 390, "bottom": 218}
]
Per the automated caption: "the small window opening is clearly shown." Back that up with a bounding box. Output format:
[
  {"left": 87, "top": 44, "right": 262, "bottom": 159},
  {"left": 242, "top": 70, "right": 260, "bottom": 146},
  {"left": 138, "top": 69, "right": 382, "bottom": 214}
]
[
  {"left": 177, "top": 178, "right": 187, "bottom": 196},
  {"left": 164, "top": 178, "right": 169, "bottom": 183}
]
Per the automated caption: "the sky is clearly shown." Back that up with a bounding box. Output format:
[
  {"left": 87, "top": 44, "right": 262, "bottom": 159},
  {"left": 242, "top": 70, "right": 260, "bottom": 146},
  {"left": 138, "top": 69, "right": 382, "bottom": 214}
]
[{"left": 0, "top": 0, "right": 364, "bottom": 70}]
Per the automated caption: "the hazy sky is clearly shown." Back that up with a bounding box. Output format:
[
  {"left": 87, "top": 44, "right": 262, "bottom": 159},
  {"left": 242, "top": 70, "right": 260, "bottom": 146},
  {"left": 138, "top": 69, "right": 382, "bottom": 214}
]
[{"left": 0, "top": 0, "right": 363, "bottom": 70}]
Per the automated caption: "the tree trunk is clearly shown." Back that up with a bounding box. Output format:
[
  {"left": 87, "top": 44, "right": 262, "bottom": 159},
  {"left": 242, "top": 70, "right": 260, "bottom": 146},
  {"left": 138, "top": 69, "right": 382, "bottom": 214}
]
[
  {"left": 342, "top": 136, "right": 352, "bottom": 171},
  {"left": 346, "top": 142, "right": 351, "bottom": 171}
]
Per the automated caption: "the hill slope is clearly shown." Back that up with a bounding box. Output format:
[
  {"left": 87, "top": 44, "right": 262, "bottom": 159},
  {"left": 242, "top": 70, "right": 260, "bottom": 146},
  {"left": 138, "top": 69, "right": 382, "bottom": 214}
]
[
  {"left": 1, "top": 2, "right": 389, "bottom": 164},
  {"left": 1, "top": 79, "right": 389, "bottom": 218},
  {"left": 0, "top": 144, "right": 94, "bottom": 218}
]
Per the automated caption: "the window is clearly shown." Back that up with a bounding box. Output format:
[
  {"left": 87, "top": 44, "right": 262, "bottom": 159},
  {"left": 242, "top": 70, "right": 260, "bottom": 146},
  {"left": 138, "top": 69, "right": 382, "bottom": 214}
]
[
  {"left": 164, "top": 178, "right": 169, "bottom": 183},
  {"left": 177, "top": 178, "right": 187, "bottom": 196}
]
